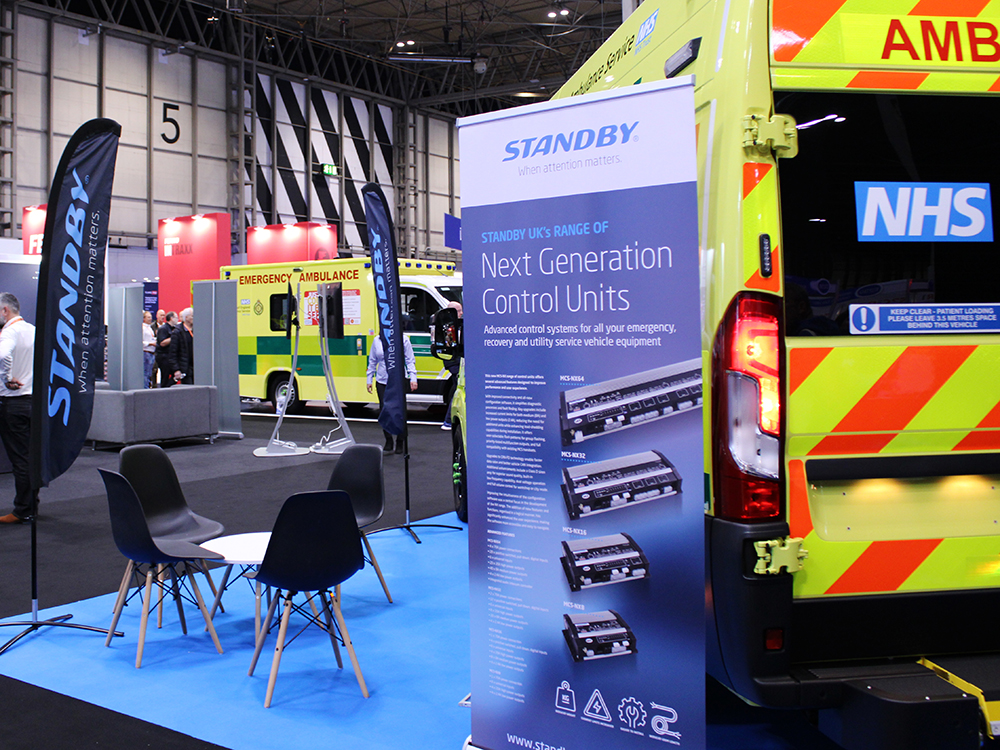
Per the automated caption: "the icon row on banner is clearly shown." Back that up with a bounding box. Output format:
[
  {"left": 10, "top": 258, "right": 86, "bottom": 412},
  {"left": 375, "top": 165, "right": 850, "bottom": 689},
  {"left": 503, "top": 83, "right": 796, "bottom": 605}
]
[{"left": 554, "top": 681, "right": 682, "bottom": 743}]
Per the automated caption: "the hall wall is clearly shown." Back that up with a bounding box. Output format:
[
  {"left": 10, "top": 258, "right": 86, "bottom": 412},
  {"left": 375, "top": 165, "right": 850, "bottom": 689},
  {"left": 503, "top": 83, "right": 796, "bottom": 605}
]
[{"left": 12, "top": 7, "right": 460, "bottom": 259}]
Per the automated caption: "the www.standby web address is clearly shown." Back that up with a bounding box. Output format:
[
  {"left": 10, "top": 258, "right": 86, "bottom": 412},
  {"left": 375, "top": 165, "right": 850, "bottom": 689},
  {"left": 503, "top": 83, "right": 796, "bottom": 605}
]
[{"left": 516, "top": 154, "right": 622, "bottom": 176}]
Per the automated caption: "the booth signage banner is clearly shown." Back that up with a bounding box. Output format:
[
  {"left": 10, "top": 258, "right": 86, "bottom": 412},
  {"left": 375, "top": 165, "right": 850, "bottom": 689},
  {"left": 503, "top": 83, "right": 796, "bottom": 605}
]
[
  {"left": 31, "top": 118, "right": 121, "bottom": 488},
  {"left": 157, "top": 212, "right": 231, "bottom": 312},
  {"left": 362, "top": 183, "right": 406, "bottom": 436},
  {"left": 459, "top": 79, "right": 704, "bottom": 750}
]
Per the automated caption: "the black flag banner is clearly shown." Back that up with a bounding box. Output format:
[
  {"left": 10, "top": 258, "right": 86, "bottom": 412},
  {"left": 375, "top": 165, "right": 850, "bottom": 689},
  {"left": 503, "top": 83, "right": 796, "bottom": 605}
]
[
  {"left": 30, "top": 118, "right": 121, "bottom": 488},
  {"left": 362, "top": 183, "right": 406, "bottom": 436}
]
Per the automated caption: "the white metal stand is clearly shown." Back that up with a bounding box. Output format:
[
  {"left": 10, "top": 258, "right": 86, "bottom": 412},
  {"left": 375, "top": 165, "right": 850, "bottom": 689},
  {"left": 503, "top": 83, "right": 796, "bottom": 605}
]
[
  {"left": 254, "top": 280, "right": 310, "bottom": 457},
  {"left": 310, "top": 292, "right": 356, "bottom": 455}
]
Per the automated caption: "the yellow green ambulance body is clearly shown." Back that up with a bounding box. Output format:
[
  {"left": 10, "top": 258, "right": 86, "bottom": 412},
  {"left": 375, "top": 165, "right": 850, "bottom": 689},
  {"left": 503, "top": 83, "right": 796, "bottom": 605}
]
[
  {"left": 222, "top": 258, "right": 461, "bottom": 409},
  {"left": 554, "top": 1, "right": 1000, "bottom": 745}
]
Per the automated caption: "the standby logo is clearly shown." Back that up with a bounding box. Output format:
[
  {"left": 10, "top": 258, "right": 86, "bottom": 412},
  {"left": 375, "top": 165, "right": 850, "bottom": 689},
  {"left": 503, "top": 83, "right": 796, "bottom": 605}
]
[
  {"left": 855, "top": 181, "right": 993, "bottom": 242},
  {"left": 502, "top": 122, "right": 639, "bottom": 161}
]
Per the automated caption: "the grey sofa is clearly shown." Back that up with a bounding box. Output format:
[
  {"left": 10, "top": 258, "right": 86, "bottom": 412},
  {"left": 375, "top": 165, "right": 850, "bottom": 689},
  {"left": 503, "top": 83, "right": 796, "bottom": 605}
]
[{"left": 87, "top": 385, "right": 219, "bottom": 445}]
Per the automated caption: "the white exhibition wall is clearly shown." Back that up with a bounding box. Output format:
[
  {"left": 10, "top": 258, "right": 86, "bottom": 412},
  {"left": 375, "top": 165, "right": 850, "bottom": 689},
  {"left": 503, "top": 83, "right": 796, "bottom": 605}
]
[{"left": 11, "top": 7, "right": 460, "bottom": 258}]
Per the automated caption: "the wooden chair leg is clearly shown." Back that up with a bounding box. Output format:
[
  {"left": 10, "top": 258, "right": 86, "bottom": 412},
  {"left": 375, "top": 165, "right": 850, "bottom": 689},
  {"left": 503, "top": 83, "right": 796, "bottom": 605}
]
[
  {"left": 319, "top": 590, "right": 343, "bottom": 668},
  {"left": 331, "top": 585, "right": 368, "bottom": 698},
  {"left": 107, "top": 560, "right": 134, "bottom": 647},
  {"left": 157, "top": 564, "right": 166, "bottom": 629},
  {"left": 136, "top": 567, "right": 154, "bottom": 669},
  {"left": 249, "top": 591, "right": 281, "bottom": 676},
  {"left": 362, "top": 532, "right": 392, "bottom": 603},
  {"left": 113, "top": 561, "right": 132, "bottom": 613},
  {"left": 264, "top": 593, "right": 294, "bottom": 708},
  {"left": 168, "top": 565, "right": 188, "bottom": 634},
  {"left": 186, "top": 562, "right": 223, "bottom": 654},
  {"left": 254, "top": 580, "right": 263, "bottom": 642},
  {"left": 207, "top": 563, "right": 233, "bottom": 621},
  {"left": 201, "top": 564, "right": 221, "bottom": 612}
]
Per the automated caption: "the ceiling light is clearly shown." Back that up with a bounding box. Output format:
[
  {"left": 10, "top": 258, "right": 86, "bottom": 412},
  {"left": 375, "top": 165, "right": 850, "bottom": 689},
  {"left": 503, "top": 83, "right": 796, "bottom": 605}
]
[
  {"left": 560, "top": 8, "right": 569, "bottom": 15},
  {"left": 396, "top": 41, "right": 405, "bottom": 48},
  {"left": 406, "top": 39, "right": 415, "bottom": 45},
  {"left": 547, "top": 10, "right": 557, "bottom": 17}
]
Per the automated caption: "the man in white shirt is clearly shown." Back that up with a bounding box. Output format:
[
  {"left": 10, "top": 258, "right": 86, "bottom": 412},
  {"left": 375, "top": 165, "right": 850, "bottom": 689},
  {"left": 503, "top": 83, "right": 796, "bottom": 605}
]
[
  {"left": 0, "top": 292, "right": 38, "bottom": 523},
  {"left": 366, "top": 335, "right": 417, "bottom": 454}
]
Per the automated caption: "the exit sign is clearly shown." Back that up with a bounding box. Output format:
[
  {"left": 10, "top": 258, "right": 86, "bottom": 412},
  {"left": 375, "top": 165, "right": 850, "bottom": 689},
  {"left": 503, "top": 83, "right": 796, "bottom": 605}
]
[{"left": 321, "top": 163, "right": 338, "bottom": 176}]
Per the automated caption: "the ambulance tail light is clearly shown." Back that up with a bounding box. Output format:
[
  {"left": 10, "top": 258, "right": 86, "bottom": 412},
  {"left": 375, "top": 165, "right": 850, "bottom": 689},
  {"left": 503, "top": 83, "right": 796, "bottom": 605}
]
[{"left": 712, "top": 293, "right": 784, "bottom": 521}]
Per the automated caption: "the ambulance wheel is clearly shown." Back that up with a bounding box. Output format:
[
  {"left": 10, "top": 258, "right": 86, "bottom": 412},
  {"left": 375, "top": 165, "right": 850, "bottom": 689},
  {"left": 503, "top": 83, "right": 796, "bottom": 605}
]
[
  {"left": 453, "top": 424, "right": 468, "bottom": 523},
  {"left": 269, "top": 374, "right": 302, "bottom": 414}
]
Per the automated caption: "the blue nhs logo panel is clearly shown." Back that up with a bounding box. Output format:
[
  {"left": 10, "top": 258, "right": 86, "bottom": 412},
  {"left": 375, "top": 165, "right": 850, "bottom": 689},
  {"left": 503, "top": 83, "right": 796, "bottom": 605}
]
[{"left": 855, "top": 181, "right": 993, "bottom": 242}]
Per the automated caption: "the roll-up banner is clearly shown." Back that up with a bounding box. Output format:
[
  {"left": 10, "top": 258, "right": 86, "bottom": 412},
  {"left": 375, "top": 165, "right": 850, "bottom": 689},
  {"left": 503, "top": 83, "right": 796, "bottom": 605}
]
[
  {"left": 362, "top": 183, "right": 406, "bottom": 436},
  {"left": 30, "top": 118, "right": 121, "bottom": 488},
  {"left": 459, "top": 79, "right": 704, "bottom": 750}
]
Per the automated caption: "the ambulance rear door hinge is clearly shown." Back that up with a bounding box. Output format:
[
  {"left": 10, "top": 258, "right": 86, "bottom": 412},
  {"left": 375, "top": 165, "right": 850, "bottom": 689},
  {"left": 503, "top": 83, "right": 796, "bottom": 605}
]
[
  {"left": 742, "top": 113, "right": 798, "bottom": 158},
  {"left": 753, "top": 537, "right": 807, "bottom": 575}
]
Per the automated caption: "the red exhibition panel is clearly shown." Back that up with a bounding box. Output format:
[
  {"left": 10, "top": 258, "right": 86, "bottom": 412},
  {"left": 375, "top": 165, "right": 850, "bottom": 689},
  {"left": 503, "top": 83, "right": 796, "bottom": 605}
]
[
  {"left": 22, "top": 204, "right": 47, "bottom": 255},
  {"left": 158, "top": 213, "right": 231, "bottom": 312},
  {"left": 246, "top": 222, "right": 338, "bottom": 265}
]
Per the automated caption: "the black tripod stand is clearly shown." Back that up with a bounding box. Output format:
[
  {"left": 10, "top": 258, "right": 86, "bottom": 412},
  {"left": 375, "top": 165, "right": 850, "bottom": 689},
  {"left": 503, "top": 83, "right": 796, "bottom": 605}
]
[
  {"left": 0, "top": 497, "right": 123, "bottom": 655},
  {"left": 375, "top": 431, "right": 463, "bottom": 544}
]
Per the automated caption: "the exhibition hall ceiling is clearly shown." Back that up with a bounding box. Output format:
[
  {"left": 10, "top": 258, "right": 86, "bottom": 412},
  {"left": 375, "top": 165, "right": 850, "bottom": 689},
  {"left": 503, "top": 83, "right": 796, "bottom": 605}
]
[
  {"left": 43, "top": 0, "right": 625, "bottom": 114},
  {"left": 251, "top": 0, "right": 623, "bottom": 106}
]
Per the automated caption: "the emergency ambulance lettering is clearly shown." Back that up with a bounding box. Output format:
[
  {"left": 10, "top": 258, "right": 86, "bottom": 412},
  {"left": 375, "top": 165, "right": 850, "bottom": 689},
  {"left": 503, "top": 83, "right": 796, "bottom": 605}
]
[{"left": 881, "top": 18, "right": 1000, "bottom": 63}]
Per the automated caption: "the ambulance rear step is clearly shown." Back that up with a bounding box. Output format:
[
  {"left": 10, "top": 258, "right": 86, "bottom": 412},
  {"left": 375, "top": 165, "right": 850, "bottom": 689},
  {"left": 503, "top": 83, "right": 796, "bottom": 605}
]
[
  {"left": 921, "top": 654, "right": 1000, "bottom": 743},
  {"left": 761, "top": 661, "right": 981, "bottom": 750}
]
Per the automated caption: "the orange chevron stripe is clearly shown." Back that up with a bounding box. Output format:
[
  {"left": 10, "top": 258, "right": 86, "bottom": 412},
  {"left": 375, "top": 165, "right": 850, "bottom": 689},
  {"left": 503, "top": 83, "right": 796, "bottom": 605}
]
[
  {"left": 772, "top": 0, "right": 849, "bottom": 62},
  {"left": 789, "top": 348, "right": 832, "bottom": 395},
  {"left": 743, "top": 162, "right": 772, "bottom": 199},
  {"left": 833, "top": 346, "right": 975, "bottom": 433},
  {"left": 991, "top": 76, "right": 1000, "bottom": 92},
  {"left": 746, "top": 267, "right": 782, "bottom": 292},
  {"left": 847, "top": 71, "right": 930, "bottom": 89},
  {"left": 809, "top": 433, "right": 897, "bottom": 456},
  {"left": 788, "top": 459, "right": 813, "bottom": 539},
  {"left": 825, "top": 539, "right": 942, "bottom": 595},
  {"left": 953, "top": 430, "right": 1000, "bottom": 452},
  {"left": 909, "top": 0, "right": 991, "bottom": 16},
  {"left": 977, "top": 400, "right": 1000, "bottom": 429}
]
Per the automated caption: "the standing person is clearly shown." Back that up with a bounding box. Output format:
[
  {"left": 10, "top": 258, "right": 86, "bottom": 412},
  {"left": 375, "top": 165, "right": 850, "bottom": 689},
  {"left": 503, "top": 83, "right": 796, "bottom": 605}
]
[
  {"left": 366, "top": 334, "right": 417, "bottom": 454},
  {"left": 437, "top": 301, "right": 463, "bottom": 430},
  {"left": 168, "top": 307, "right": 194, "bottom": 385},
  {"left": 0, "top": 292, "right": 38, "bottom": 524},
  {"left": 142, "top": 311, "right": 156, "bottom": 387},
  {"left": 152, "top": 309, "right": 166, "bottom": 385},
  {"left": 155, "top": 311, "right": 176, "bottom": 387}
]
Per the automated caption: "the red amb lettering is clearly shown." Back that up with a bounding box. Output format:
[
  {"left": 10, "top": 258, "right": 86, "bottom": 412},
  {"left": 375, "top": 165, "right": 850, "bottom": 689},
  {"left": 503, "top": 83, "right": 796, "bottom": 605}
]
[{"left": 882, "top": 18, "right": 1000, "bottom": 62}]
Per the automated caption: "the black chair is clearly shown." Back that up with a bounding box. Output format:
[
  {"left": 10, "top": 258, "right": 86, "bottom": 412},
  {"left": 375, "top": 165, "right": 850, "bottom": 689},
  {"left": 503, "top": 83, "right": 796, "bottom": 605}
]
[
  {"left": 248, "top": 490, "right": 368, "bottom": 706},
  {"left": 117, "top": 444, "right": 224, "bottom": 621},
  {"left": 99, "top": 469, "right": 225, "bottom": 668},
  {"left": 327, "top": 443, "right": 392, "bottom": 603}
]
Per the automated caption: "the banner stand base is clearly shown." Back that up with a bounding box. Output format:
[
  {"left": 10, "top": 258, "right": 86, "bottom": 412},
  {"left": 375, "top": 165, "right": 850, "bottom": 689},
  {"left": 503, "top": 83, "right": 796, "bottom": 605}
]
[
  {"left": 253, "top": 441, "right": 310, "bottom": 457},
  {"left": 309, "top": 436, "right": 354, "bottom": 454},
  {"left": 0, "top": 613, "right": 123, "bottom": 657},
  {"left": 216, "top": 431, "right": 245, "bottom": 440},
  {"left": 462, "top": 736, "right": 485, "bottom": 750}
]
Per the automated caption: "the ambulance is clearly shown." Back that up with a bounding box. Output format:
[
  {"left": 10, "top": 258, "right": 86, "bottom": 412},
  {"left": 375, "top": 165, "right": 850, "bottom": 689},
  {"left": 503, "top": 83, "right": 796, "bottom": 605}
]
[
  {"left": 221, "top": 257, "right": 462, "bottom": 411},
  {"left": 550, "top": 2, "right": 1000, "bottom": 748}
]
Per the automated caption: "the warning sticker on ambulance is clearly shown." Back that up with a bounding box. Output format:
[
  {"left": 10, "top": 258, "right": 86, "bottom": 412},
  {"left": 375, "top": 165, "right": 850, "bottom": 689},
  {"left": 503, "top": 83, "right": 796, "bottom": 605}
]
[{"left": 850, "top": 304, "right": 1000, "bottom": 334}]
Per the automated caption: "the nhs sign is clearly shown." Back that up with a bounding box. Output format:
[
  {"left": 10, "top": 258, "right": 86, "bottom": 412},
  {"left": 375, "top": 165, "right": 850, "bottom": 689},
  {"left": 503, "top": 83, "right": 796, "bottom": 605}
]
[{"left": 855, "top": 181, "right": 993, "bottom": 242}]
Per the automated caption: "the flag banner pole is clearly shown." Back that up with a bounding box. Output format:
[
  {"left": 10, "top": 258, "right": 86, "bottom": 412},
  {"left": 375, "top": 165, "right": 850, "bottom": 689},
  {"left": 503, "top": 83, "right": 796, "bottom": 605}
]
[
  {"left": 1, "top": 118, "right": 125, "bottom": 654},
  {"left": 361, "top": 183, "right": 461, "bottom": 543}
]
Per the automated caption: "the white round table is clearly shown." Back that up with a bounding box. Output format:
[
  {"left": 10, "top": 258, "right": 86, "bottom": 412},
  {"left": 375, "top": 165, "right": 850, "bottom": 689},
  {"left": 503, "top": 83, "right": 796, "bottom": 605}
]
[{"left": 200, "top": 532, "right": 271, "bottom": 638}]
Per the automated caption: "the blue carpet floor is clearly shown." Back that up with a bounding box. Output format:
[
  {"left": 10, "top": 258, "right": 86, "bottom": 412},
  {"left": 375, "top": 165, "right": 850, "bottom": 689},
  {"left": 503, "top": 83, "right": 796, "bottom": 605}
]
[
  {"left": 0, "top": 522, "right": 473, "bottom": 750},
  {"left": 0, "top": 514, "right": 839, "bottom": 750}
]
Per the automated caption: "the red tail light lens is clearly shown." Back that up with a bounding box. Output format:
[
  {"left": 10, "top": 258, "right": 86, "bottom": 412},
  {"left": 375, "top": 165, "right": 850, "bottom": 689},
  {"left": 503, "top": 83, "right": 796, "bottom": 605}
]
[{"left": 712, "top": 293, "right": 784, "bottom": 521}]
